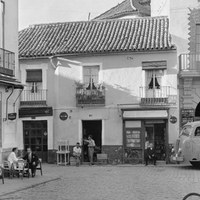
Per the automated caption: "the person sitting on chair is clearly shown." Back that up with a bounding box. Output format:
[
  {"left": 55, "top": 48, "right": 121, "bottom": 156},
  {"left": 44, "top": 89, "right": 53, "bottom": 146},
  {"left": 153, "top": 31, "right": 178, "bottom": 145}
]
[
  {"left": 7, "top": 147, "right": 20, "bottom": 169},
  {"left": 23, "top": 147, "right": 39, "bottom": 177},
  {"left": 73, "top": 142, "right": 82, "bottom": 166},
  {"left": 145, "top": 143, "right": 156, "bottom": 166}
]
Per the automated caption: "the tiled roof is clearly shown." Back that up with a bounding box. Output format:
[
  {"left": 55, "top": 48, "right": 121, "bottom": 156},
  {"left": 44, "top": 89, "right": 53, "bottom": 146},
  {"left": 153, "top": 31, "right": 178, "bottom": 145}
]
[
  {"left": 139, "top": 0, "right": 150, "bottom": 6},
  {"left": 93, "top": 0, "right": 150, "bottom": 20},
  {"left": 19, "top": 17, "right": 175, "bottom": 58}
]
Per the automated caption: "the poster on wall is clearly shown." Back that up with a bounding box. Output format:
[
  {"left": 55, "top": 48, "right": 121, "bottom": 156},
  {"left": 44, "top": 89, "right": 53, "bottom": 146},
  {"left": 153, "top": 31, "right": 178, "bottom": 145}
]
[
  {"left": 181, "top": 109, "right": 194, "bottom": 126},
  {"left": 125, "top": 129, "right": 141, "bottom": 148}
]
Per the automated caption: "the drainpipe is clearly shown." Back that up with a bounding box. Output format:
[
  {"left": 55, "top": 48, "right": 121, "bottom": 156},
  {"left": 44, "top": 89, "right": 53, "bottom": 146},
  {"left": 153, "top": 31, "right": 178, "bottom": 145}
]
[
  {"left": 5, "top": 86, "right": 14, "bottom": 121},
  {"left": 13, "top": 89, "right": 23, "bottom": 112},
  {"left": 49, "top": 56, "right": 57, "bottom": 69}
]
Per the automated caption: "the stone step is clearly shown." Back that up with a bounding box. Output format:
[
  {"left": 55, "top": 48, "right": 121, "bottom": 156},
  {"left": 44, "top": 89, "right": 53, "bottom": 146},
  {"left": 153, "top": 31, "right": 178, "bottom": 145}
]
[{"left": 156, "top": 161, "right": 166, "bottom": 165}]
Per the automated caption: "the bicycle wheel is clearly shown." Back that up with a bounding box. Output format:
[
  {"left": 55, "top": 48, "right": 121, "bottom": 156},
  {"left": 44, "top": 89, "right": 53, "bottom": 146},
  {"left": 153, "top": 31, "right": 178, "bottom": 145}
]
[
  {"left": 183, "top": 193, "right": 200, "bottom": 200},
  {"left": 127, "top": 152, "right": 140, "bottom": 164}
]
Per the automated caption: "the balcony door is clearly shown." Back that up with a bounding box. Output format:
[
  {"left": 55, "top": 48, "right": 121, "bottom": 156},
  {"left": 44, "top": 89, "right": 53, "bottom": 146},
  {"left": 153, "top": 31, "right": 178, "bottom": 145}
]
[
  {"left": 83, "top": 65, "right": 99, "bottom": 89},
  {"left": 25, "top": 69, "right": 43, "bottom": 101},
  {"left": 23, "top": 120, "right": 48, "bottom": 162},
  {"left": 145, "top": 69, "right": 164, "bottom": 98}
]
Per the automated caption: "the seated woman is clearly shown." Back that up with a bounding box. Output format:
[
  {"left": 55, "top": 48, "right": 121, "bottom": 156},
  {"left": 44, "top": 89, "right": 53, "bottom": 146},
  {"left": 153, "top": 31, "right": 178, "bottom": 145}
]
[
  {"left": 7, "top": 147, "right": 20, "bottom": 169},
  {"left": 73, "top": 142, "right": 82, "bottom": 167}
]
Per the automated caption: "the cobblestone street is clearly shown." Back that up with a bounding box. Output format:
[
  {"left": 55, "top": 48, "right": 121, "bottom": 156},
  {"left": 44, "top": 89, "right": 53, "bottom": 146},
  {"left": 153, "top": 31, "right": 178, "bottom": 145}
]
[{"left": 0, "top": 164, "right": 200, "bottom": 200}]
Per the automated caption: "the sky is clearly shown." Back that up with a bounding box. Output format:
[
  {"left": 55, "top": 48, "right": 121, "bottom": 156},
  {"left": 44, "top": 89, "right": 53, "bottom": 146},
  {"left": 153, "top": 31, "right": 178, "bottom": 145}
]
[{"left": 18, "top": 0, "right": 123, "bottom": 30}]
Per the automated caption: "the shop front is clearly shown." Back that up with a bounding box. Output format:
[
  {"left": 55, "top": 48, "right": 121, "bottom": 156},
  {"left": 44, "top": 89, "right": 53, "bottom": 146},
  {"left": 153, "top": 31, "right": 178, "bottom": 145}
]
[{"left": 122, "top": 109, "right": 169, "bottom": 164}]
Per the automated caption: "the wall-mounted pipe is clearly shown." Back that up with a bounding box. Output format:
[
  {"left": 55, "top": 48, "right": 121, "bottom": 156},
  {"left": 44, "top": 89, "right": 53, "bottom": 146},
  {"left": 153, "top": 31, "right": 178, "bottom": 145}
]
[
  {"left": 5, "top": 86, "right": 14, "bottom": 120},
  {"left": 13, "top": 89, "right": 23, "bottom": 112}
]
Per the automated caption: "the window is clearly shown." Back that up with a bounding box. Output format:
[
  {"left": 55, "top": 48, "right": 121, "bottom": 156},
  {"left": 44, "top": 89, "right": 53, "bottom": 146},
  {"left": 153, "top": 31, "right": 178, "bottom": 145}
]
[
  {"left": 26, "top": 69, "right": 42, "bottom": 82},
  {"left": 195, "top": 127, "right": 200, "bottom": 136},
  {"left": 145, "top": 69, "right": 164, "bottom": 98},
  {"left": 180, "top": 125, "right": 192, "bottom": 137},
  {"left": 83, "top": 65, "right": 99, "bottom": 90},
  {"left": 26, "top": 69, "right": 42, "bottom": 93},
  {"left": 147, "top": 69, "right": 163, "bottom": 90},
  {"left": 196, "top": 24, "right": 200, "bottom": 54}
]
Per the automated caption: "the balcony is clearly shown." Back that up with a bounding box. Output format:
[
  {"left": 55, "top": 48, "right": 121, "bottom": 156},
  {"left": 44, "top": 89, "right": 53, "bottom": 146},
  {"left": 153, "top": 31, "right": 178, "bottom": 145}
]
[
  {"left": 76, "top": 85, "right": 105, "bottom": 107},
  {"left": 20, "top": 89, "right": 47, "bottom": 107},
  {"left": 139, "top": 86, "right": 176, "bottom": 106},
  {"left": 0, "top": 48, "right": 15, "bottom": 76},
  {"left": 179, "top": 53, "right": 200, "bottom": 77}
]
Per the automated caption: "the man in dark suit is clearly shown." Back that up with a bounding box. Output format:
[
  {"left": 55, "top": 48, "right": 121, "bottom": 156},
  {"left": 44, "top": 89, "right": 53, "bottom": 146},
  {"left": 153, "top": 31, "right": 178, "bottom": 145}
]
[
  {"left": 23, "top": 147, "right": 39, "bottom": 177},
  {"left": 145, "top": 143, "right": 156, "bottom": 166}
]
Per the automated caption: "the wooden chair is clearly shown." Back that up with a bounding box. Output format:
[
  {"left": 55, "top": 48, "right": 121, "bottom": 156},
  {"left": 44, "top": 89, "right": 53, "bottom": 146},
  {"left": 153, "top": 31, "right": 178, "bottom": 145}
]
[
  {"left": 57, "top": 140, "right": 70, "bottom": 166},
  {"left": 0, "top": 166, "right": 4, "bottom": 184},
  {"left": 3, "top": 161, "right": 13, "bottom": 178},
  {"left": 36, "top": 158, "right": 43, "bottom": 176}
]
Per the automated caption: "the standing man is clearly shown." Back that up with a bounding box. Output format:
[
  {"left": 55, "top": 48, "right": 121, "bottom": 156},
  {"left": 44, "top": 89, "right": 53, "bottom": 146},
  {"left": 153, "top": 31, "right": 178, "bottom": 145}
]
[
  {"left": 73, "top": 142, "right": 82, "bottom": 166},
  {"left": 23, "top": 147, "right": 39, "bottom": 177},
  {"left": 84, "top": 135, "right": 96, "bottom": 165}
]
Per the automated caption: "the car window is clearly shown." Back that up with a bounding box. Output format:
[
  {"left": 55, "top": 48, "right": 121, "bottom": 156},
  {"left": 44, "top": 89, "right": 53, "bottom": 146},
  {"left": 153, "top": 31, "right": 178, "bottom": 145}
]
[
  {"left": 180, "top": 125, "right": 192, "bottom": 137},
  {"left": 195, "top": 127, "right": 200, "bottom": 136}
]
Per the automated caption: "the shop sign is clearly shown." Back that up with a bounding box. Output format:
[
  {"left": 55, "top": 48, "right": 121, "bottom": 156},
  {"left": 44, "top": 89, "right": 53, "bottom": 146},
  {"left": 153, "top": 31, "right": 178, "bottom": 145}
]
[
  {"left": 170, "top": 116, "right": 177, "bottom": 124},
  {"left": 181, "top": 109, "right": 194, "bottom": 125},
  {"left": 8, "top": 113, "right": 17, "bottom": 120},
  {"left": 59, "top": 112, "right": 68, "bottom": 121}
]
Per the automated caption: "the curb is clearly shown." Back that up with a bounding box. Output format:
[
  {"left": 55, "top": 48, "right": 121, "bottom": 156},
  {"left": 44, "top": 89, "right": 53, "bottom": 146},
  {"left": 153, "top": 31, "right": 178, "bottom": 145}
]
[{"left": 0, "top": 177, "right": 61, "bottom": 198}]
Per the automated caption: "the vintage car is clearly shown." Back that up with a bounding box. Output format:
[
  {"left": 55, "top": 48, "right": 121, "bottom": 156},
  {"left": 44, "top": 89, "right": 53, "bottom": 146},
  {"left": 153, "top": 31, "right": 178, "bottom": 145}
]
[{"left": 172, "top": 121, "right": 200, "bottom": 167}]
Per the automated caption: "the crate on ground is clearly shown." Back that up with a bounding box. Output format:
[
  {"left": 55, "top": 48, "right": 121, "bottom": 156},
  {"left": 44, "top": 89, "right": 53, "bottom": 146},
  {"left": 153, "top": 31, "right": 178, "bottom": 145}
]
[{"left": 97, "top": 154, "right": 108, "bottom": 165}]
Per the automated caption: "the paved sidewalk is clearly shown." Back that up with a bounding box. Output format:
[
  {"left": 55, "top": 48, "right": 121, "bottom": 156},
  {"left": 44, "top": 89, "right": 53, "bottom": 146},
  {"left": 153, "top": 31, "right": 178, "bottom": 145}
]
[
  {"left": 0, "top": 163, "right": 193, "bottom": 198},
  {"left": 0, "top": 164, "right": 60, "bottom": 197}
]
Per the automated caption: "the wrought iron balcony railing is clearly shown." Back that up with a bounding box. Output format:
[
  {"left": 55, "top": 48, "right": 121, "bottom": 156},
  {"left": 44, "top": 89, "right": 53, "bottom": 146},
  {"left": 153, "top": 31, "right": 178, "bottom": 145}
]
[
  {"left": 20, "top": 89, "right": 47, "bottom": 106},
  {"left": 76, "top": 86, "right": 105, "bottom": 107},
  {"left": 179, "top": 53, "right": 200, "bottom": 71},
  {"left": 0, "top": 48, "right": 15, "bottom": 76},
  {"left": 139, "top": 86, "right": 176, "bottom": 106}
]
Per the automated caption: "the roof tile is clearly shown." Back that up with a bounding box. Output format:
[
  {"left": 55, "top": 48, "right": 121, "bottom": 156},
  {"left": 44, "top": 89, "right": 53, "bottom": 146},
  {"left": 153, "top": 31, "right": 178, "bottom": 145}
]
[
  {"left": 19, "top": 17, "right": 175, "bottom": 58},
  {"left": 93, "top": 0, "right": 150, "bottom": 20}
]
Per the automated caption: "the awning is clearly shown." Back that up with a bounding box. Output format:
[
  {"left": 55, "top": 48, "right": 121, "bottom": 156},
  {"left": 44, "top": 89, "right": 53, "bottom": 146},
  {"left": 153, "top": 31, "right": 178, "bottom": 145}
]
[
  {"left": 123, "top": 110, "right": 168, "bottom": 119},
  {"left": 0, "top": 74, "right": 24, "bottom": 89}
]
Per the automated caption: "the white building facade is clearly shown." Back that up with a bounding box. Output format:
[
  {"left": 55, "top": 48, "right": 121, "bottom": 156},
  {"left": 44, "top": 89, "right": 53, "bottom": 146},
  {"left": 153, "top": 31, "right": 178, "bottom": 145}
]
[{"left": 0, "top": 0, "right": 23, "bottom": 162}]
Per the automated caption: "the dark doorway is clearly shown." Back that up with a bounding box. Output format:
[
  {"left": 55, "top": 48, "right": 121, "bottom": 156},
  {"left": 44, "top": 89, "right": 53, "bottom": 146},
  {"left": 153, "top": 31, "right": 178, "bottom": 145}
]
[
  {"left": 82, "top": 120, "right": 102, "bottom": 162},
  {"left": 145, "top": 121, "right": 166, "bottom": 161},
  {"left": 23, "top": 121, "right": 48, "bottom": 162}
]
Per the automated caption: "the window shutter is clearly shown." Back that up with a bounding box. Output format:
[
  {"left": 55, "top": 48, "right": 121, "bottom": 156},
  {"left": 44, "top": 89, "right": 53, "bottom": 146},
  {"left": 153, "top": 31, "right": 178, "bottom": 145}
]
[{"left": 26, "top": 69, "right": 42, "bottom": 82}]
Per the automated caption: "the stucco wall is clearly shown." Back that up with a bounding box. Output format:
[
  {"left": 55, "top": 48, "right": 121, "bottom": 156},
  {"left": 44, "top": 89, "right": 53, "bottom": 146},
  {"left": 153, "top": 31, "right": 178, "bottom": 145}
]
[
  {"left": 48, "top": 52, "right": 177, "bottom": 107},
  {"left": 19, "top": 50, "right": 178, "bottom": 153}
]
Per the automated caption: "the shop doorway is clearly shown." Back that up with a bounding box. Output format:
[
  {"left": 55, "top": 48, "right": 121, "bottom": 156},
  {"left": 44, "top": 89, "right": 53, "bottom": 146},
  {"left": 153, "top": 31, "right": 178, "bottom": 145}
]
[
  {"left": 82, "top": 120, "right": 102, "bottom": 162},
  {"left": 145, "top": 121, "right": 166, "bottom": 160},
  {"left": 23, "top": 121, "right": 48, "bottom": 162}
]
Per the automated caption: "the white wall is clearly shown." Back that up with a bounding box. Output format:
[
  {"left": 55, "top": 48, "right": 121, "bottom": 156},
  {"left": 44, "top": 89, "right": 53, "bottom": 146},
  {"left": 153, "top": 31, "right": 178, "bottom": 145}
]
[{"left": 20, "top": 50, "right": 178, "bottom": 149}]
